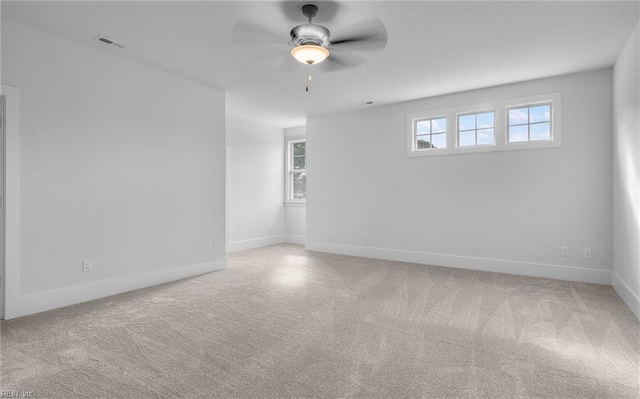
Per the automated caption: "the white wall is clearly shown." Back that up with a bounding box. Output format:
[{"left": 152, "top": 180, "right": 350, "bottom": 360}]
[
  {"left": 2, "top": 21, "right": 226, "bottom": 318},
  {"left": 307, "top": 69, "right": 613, "bottom": 285},
  {"left": 226, "top": 116, "right": 285, "bottom": 252},
  {"left": 613, "top": 23, "right": 640, "bottom": 320},
  {"left": 284, "top": 126, "right": 307, "bottom": 244}
]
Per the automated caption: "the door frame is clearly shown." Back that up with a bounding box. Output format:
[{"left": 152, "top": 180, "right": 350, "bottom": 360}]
[
  {"left": 1, "top": 85, "right": 20, "bottom": 320},
  {"left": 0, "top": 94, "right": 5, "bottom": 319}
]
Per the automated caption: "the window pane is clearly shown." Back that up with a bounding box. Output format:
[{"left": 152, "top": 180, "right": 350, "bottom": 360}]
[
  {"left": 509, "top": 108, "right": 528, "bottom": 125},
  {"left": 416, "top": 135, "right": 433, "bottom": 149},
  {"left": 293, "top": 142, "right": 305, "bottom": 156},
  {"left": 509, "top": 125, "right": 528, "bottom": 142},
  {"left": 477, "top": 128, "right": 495, "bottom": 145},
  {"left": 458, "top": 114, "right": 475, "bottom": 131},
  {"left": 292, "top": 172, "right": 306, "bottom": 200},
  {"left": 288, "top": 139, "right": 306, "bottom": 202},
  {"left": 430, "top": 133, "right": 446, "bottom": 148},
  {"left": 530, "top": 105, "right": 550, "bottom": 123},
  {"left": 416, "top": 120, "right": 431, "bottom": 134},
  {"left": 530, "top": 123, "right": 551, "bottom": 141},
  {"left": 293, "top": 155, "right": 305, "bottom": 169},
  {"left": 477, "top": 112, "right": 494, "bottom": 128},
  {"left": 432, "top": 118, "right": 446, "bottom": 133},
  {"left": 459, "top": 131, "right": 475, "bottom": 147}
]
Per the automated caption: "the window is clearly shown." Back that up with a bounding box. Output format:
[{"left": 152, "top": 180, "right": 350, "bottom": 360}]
[
  {"left": 287, "top": 139, "right": 306, "bottom": 201},
  {"left": 415, "top": 117, "right": 447, "bottom": 150},
  {"left": 508, "top": 103, "right": 552, "bottom": 143},
  {"left": 457, "top": 111, "right": 495, "bottom": 147},
  {"left": 406, "top": 92, "right": 561, "bottom": 157}
]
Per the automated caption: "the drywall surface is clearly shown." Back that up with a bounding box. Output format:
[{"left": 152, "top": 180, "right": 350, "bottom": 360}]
[
  {"left": 307, "top": 69, "right": 613, "bottom": 284},
  {"left": 2, "top": 21, "right": 226, "bottom": 317},
  {"left": 613, "top": 23, "right": 640, "bottom": 319},
  {"left": 284, "top": 126, "right": 306, "bottom": 244},
  {"left": 227, "top": 116, "right": 285, "bottom": 252}
]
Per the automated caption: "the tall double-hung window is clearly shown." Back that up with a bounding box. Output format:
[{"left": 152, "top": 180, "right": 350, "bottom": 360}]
[{"left": 287, "top": 139, "right": 306, "bottom": 201}]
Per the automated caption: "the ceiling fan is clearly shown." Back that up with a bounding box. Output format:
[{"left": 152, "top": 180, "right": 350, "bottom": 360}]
[{"left": 232, "top": 2, "right": 388, "bottom": 77}]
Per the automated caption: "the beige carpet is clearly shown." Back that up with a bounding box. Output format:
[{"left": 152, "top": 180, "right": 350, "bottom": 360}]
[{"left": 1, "top": 244, "right": 638, "bottom": 398}]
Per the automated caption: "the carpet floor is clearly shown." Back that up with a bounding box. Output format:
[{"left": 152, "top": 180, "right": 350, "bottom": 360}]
[{"left": 1, "top": 244, "right": 638, "bottom": 398}]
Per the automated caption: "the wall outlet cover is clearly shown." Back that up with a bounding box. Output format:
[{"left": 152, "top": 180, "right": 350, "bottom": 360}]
[{"left": 82, "top": 260, "right": 92, "bottom": 272}]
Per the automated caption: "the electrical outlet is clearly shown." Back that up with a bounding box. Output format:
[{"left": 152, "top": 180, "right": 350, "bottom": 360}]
[
  {"left": 82, "top": 259, "right": 92, "bottom": 272},
  {"left": 583, "top": 248, "right": 592, "bottom": 259},
  {"left": 213, "top": 241, "right": 219, "bottom": 251},
  {"left": 268, "top": 226, "right": 272, "bottom": 233},
  {"left": 561, "top": 247, "right": 569, "bottom": 257},
  {"left": 363, "top": 232, "right": 369, "bottom": 241}
]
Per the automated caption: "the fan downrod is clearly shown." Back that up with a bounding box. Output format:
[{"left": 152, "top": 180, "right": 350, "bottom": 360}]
[{"left": 302, "top": 4, "right": 318, "bottom": 22}]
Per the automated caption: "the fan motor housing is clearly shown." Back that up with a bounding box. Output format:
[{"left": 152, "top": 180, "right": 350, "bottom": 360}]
[{"left": 289, "top": 24, "right": 330, "bottom": 47}]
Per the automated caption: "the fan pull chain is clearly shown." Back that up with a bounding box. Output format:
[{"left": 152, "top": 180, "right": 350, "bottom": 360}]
[{"left": 305, "top": 63, "right": 312, "bottom": 92}]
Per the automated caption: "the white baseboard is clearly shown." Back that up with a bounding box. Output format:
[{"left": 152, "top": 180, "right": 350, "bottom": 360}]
[
  {"left": 227, "top": 235, "right": 286, "bottom": 253},
  {"left": 286, "top": 235, "right": 306, "bottom": 245},
  {"left": 305, "top": 242, "right": 611, "bottom": 285},
  {"left": 612, "top": 272, "right": 640, "bottom": 321},
  {"left": 5, "top": 258, "right": 227, "bottom": 320}
]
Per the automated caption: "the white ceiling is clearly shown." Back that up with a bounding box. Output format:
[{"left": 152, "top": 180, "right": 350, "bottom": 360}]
[{"left": 2, "top": 1, "right": 638, "bottom": 128}]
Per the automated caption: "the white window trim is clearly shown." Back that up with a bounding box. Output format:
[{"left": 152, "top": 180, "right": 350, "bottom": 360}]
[
  {"left": 414, "top": 115, "right": 448, "bottom": 151},
  {"left": 286, "top": 138, "right": 306, "bottom": 204},
  {"left": 506, "top": 102, "right": 553, "bottom": 144},
  {"left": 456, "top": 109, "right": 496, "bottom": 148},
  {"left": 407, "top": 92, "right": 562, "bottom": 157}
]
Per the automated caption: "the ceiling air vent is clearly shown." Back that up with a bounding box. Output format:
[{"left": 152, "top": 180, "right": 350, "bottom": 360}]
[{"left": 94, "top": 36, "right": 127, "bottom": 50}]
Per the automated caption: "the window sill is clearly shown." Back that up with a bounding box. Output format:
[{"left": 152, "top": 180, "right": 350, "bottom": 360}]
[
  {"left": 284, "top": 201, "right": 306, "bottom": 207},
  {"left": 407, "top": 138, "right": 561, "bottom": 157}
]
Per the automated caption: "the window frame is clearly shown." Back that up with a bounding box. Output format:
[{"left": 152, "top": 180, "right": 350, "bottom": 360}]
[
  {"left": 286, "top": 138, "right": 306, "bottom": 203},
  {"left": 413, "top": 116, "right": 448, "bottom": 151},
  {"left": 506, "top": 101, "right": 554, "bottom": 144},
  {"left": 456, "top": 109, "right": 496, "bottom": 148},
  {"left": 406, "top": 92, "right": 561, "bottom": 157}
]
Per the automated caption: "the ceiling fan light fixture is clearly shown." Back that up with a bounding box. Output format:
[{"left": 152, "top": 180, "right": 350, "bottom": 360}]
[{"left": 291, "top": 44, "right": 330, "bottom": 65}]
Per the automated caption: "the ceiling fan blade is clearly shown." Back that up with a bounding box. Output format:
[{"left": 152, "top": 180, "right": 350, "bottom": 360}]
[
  {"left": 279, "top": 1, "right": 342, "bottom": 24},
  {"left": 316, "top": 51, "right": 365, "bottom": 73},
  {"left": 232, "top": 18, "right": 286, "bottom": 46},
  {"left": 330, "top": 18, "right": 388, "bottom": 53}
]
